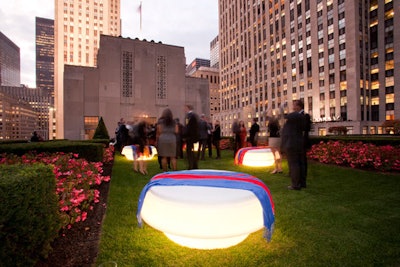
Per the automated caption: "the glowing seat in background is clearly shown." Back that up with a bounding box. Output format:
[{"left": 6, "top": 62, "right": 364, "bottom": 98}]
[
  {"left": 121, "top": 145, "right": 157, "bottom": 161},
  {"left": 235, "top": 147, "right": 275, "bottom": 167}
]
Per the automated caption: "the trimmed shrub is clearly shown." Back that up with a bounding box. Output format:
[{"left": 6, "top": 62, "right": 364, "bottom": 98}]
[
  {"left": 93, "top": 117, "right": 110, "bottom": 140},
  {"left": 0, "top": 164, "right": 61, "bottom": 266},
  {"left": 0, "top": 140, "right": 104, "bottom": 162}
]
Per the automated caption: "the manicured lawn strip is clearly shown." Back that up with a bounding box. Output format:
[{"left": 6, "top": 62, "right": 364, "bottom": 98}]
[{"left": 96, "top": 150, "right": 400, "bottom": 266}]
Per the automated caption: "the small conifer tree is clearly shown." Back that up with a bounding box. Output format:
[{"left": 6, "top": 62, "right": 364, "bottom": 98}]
[{"left": 93, "top": 117, "right": 110, "bottom": 139}]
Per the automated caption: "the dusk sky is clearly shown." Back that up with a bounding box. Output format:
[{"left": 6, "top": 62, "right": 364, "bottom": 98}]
[{"left": 0, "top": 0, "right": 219, "bottom": 87}]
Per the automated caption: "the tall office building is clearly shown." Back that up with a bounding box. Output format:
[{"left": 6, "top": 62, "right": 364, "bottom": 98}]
[
  {"left": 0, "top": 85, "right": 50, "bottom": 140},
  {"left": 0, "top": 32, "right": 21, "bottom": 87},
  {"left": 188, "top": 66, "right": 220, "bottom": 122},
  {"left": 210, "top": 35, "right": 220, "bottom": 69},
  {"left": 0, "top": 91, "right": 37, "bottom": 140},
  {"left": 36, "top": 17, "right": 55, "bottom": 104},
  {"left": 218, "top": 0, "right": 398, "bottom": 136},
  {"left": 54, "top": 0, "right": 121, "bottom": 139}
]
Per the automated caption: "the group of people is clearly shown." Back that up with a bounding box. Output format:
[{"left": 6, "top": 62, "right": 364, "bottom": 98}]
[
  {"left": 114, "top": 104, "right": 222, "bottom": 174},
  {"left": 178, "top": 105, "right": 221, "bottom": 170},
  {"left": 115, "top": 100, "right": 311, "bottom": 190},
  {"left": 232, "top": 118, "right": 260, "bottom": 156},
  {"left": 266, "top": 100, "right": 311, "bottom": 191},
  {"left": 156, "top": 105, "right": 221, "bottom": 171},
  {"left": 114, "top": 118, "right": 151, "bottom": 174},
  {"left": 30, "top": 131, "right": 43, "bottom": 142},
  {"left": 229, "top": 99, "right": 311, "bottom": 191}
]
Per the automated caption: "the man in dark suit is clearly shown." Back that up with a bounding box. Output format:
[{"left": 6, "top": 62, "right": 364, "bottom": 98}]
[
  {"left": 299, "top": 102, "right": 312, "bottom": 188},
  {"left": 249, "top": 118, "right": 260, "bottom": 146},
  {"left": 232, "top": 119, "right": 241, "bottom": 158},
  {"left": 183, "top": 104, "right": 200, "bottom": 169},
  {"left": 198, "top": 114, "right": 209, "bottom": 160},
  {"left": 281, "top": 100, "right": 305, "bottom": 190}
]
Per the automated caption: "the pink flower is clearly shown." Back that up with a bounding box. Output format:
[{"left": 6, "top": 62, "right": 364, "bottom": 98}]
[{"left": 0, "top": 149, "right": 114, "bottom": 229}]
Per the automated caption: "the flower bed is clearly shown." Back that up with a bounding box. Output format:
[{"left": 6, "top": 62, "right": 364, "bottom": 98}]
[
  {"left": 307, "top": 140, "right": 400, "bottom": 172},
  {"left": 0, "top": 146, "right": 113, "bottom": 229}
]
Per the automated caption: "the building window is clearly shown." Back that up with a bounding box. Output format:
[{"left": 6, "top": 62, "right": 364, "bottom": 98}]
[
  {"left": 84, "top": 116, "right": 99, "bottom": 139},
  {"left": 122, "top": 51, "right": 133, "bottom": 98},
  {"left": 156, "top": 56, "right": 167, "bottom": 100}
]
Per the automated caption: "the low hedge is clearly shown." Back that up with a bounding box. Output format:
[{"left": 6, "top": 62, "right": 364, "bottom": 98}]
[
  {"left": 309, "top": 135, "right": 400, "bottom": 147},
  {"left": 0, "top": 164, "right": 61, "bottom": 266},
  {"left": 0, "top": 140, "right": 105, "bottom": 162}
]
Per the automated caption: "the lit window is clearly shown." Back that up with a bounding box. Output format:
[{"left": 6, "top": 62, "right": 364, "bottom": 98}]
[
  {"left": 386, "top": 93, "right": 394, "bottom": 103},
  {"left": 371, "top": 97, "right": 379, "bottom": 105}
]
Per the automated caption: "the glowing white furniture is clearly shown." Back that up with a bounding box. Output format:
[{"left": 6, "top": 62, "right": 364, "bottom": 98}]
[
  {"left": 121, "top": 145, "right": 157, "bottom": 161},
  {"left": 235, "top": 147, "right": 275, "bottom": 167},
  {"left": 137, "top": 170, "right": 275, "bottom": 250}
]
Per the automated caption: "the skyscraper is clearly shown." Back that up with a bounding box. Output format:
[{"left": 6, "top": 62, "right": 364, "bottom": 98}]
[
  {"left": 0, "top": 31, "right": 21, "bottom": 87},
  {"left": 36, "top": 17, "right": 54, "bottom": 104},
  {"left": 210, "top": 35, "right": 219, "bottom": 69},
  {"left": 218, "top": 0, "right": 398, "bottom": 136},
  {"left": 54, "top": 0, "right": 121, "bottom": 138}
]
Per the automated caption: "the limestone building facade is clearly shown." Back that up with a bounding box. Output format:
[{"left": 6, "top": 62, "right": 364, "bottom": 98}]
[{"left": 63, "top": 35, "right": 209, "bottom": 140}]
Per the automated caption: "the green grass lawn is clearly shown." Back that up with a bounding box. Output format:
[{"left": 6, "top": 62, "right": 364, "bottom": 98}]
[{"left": 96, "top": 150, "right": 400, "bottom": 267}]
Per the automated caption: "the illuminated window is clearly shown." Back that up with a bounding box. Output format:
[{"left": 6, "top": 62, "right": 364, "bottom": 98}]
[
  {"left": 371, "top": 97, "right": 379, "bottom": 105},
  {"left": 84, "top": 116, "right": 99, "bottom": 139},
  {"left": 385, "top": 76, "right": 394, "bottom": 87},
  {"left": 340, "top": 96, "right": 347, "bottom": 106},
  {"left": 386, "top": 93, "right": 394, "bottom": 103},
  {"left": 386, "top": 110, "right": 394, "bottom": 121}
]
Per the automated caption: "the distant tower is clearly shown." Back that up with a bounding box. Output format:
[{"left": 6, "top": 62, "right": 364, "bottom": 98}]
[
  {"left": 210, "top": 35, "right": 219, "bottom": 69},
  {"left": 36, "top": 17, "right": 54, "bottom": 104},
  {"left": 185, "top": 58, "right": 210, "bottom": 76},
  {"left": 54, "top": 0, "right": 121, "bottom": 138},
  {"left": 0, "top": 31, "right": 20, "bottom": 86}
]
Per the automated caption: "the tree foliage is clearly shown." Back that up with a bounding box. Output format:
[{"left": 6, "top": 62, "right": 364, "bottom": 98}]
[
  {"left": 381, "top": 120, "right": 400, "bottom": 135},
  {"left": 93, "top": 117, "right": 110, "bottom": 140}
]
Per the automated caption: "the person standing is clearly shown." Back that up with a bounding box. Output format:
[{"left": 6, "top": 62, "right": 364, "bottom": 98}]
[
  {"left": 232, "top": 119, "right": 241, "bottom": 158},
  {"left": 249, "top": 118, "right": 260, "bottom": 146},
  {"left": 299, "top": 102, "right": 312, "bottom": 188},
  {"left": 198, "top": 114, "right": 209, "bottom": 160},
  {"left": 212, "top": 120, "right": 221, "bottom": 159},
  {"left": 117, "top": 120, "right": 129, "bottom": 153},
  {"left": 156, "top": 108, "right": 178, "bottom": 172},
  {"left": 30, "top": 131, "right": 42, "bottom": 142},
  {"left": 239, "top": 120, "right": 247, "bottom": 148},
  {"left": 207, "top": 117, "right": 213, "bottom": 158},
  {"left": 183, "top": 104, "right": 200, "bottom": 169},
  {"left": 115, "top": 118, "right": 128, "bottom": 153},
  {"left": 281, "top": 100, "right": 305, "bottom": 190},
  {"left": 175, "top": 118, "right": 184, "bottom": 159},
  {"left": 267, "top": 114, "right": 282, "bottom": 174},
  {"left": 133, "top": 121, "right": 149, "bottom": 175}
]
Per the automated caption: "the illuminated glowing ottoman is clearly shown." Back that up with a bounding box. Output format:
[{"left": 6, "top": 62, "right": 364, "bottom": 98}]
[
  {"left": 121, "top": 145, "right": 157, "bottom": 161},
  {"left": 137, "top": 170, "right": 275, "bottom": 249},
  {"left": 235, "top": 147, "right": 275, "bottom": 167}
]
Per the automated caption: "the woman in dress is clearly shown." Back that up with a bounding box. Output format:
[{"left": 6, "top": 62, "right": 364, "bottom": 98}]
[
  {"left": 156, "top": 108, "right": 179, "bottom": 171},
  {"left": 267, "top": 115, "right": 283, "bottom": 174}
]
